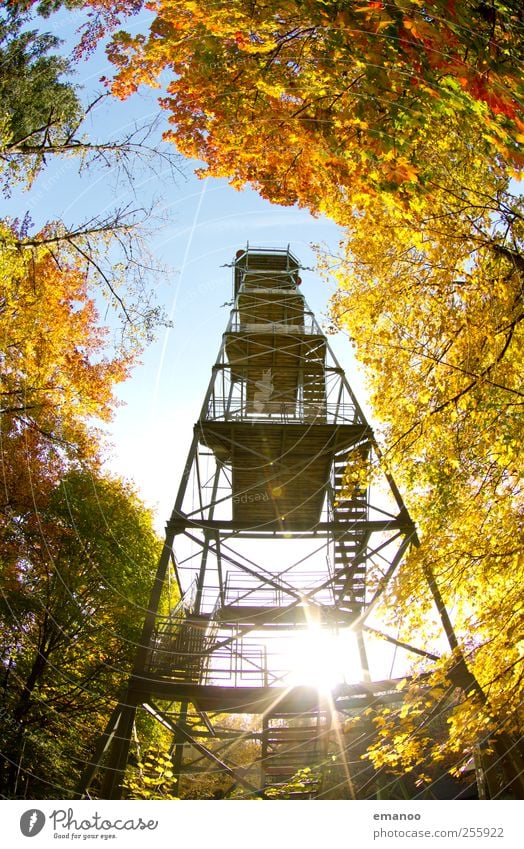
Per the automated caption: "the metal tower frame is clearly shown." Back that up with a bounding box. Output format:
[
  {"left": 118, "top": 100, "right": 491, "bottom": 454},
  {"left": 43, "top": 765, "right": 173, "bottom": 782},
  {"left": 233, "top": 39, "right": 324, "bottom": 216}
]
[{"left": 79, "top": 247, "right": 514, "bottom": 800}]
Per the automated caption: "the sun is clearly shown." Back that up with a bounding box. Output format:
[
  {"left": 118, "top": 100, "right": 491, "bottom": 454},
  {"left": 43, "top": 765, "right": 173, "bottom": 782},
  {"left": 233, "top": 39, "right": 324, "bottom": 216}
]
[{"left": 283, "top": 622, "right": 359, "bottom": 694}]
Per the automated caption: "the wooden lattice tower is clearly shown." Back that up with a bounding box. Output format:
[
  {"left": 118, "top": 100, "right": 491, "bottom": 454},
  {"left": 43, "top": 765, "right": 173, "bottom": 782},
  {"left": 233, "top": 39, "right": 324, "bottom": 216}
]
[{"left": 80, "top": 247, "right": 482, "bottom": 799}]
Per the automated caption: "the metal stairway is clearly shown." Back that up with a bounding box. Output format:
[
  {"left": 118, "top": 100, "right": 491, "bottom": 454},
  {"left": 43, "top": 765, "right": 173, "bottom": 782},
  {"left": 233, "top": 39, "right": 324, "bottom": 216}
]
[
  {"left": 332, "top": 450, "right": 369, "bottom": 617},
  {"left": 262, "top": 707, "right": 331, "bottom": 798},
  {"left": 302, "top": 340, "right": 326, "bottom": 421}
]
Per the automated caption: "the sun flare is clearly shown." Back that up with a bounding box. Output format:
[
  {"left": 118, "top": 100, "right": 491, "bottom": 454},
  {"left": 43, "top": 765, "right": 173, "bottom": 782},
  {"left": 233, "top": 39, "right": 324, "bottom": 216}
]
[{"left": 283, "top": 624, "right": 357, "bottom": 693}]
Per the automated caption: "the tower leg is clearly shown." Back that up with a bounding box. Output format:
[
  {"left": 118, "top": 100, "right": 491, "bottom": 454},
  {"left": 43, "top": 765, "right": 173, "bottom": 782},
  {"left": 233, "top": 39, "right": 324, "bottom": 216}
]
[
  {"left": 100, "top": 700, "right": 137, "bottom": 799},
  {"left": 172, "top": 701, "right": 189, "bottom": 796},
  {"left": 356, "top": 627, "right": 371, "bottom": 683},
  {"left": 77, "top": 703, "right": 122, "bottom": 798}
]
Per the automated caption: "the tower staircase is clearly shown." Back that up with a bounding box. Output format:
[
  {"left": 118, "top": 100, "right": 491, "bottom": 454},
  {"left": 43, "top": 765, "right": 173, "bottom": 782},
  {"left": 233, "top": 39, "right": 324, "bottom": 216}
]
[
  {"left": 331, "top": 448, "right": 369, "bottom": 618},
  {"left": 262, "top": 706, "right": 331, "bottom": 798}
]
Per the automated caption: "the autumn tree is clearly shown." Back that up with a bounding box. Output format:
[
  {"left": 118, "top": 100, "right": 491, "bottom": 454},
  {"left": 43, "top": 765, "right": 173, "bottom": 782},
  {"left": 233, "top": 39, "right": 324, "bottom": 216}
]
[
  {"left": 122, "top": 714, "right": 261, "bottom": 800},
  {"left": 1, "top": 3, "right": 180, "bottom": 343},
  {"left": 99, "top": 0, "right": 523, "bottom": 213},
  {"left": 0, "top": 2, "right": 184, "bottom": 800},
  {"left": 0, "top": 217, "right": 131, "bottom": 485},
  {"left": 0, "top": 209, "right": 162, "bottom": 797},
  {"left": 0, "top": 469, "right": 161, "bottom": 798},
  {"left": 325, "top": 115, "right": 523, "bottom": 793}
]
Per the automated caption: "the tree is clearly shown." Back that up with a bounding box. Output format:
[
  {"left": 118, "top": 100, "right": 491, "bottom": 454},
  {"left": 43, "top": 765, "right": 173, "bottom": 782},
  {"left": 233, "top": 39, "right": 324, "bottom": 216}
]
[
  {"left": 0, "top": 213, "right": 172, "bottom": 797},
  {"left": 100, "top": 0, "right": 523, "bottom": 214},
  {"left": 0, "top": 469, "right": 161, "bottom": 798},
  {"left": 0, "top": 3, "right": 177, "bottom": 800},
  {"left": 2, "top": 9, "right": 171, "bottom": 197},
  {"left": 122, "top": 714, "right": 261, "bottom": 799},
  {"left": 11, "top": 209, "right": 173, "bottom": 349},
  {"left": 1, "top": 5, "right": 179, "bottom": 342},
  {"left": 0, "top": 218, "right": 132, "bottom": 472},
  {"left": 0, "top": 9, "right": 82, "bottom": 190},
  {"left": 325, "top": 116, "right": 523, "bottom": 791}
]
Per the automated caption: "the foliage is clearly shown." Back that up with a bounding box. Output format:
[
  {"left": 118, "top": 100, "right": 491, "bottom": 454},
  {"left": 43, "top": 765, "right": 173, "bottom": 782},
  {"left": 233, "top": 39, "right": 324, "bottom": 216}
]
[
  {"left": 264, "top": 766, "right": 320, "bottom": 798},
  {"left": 0, "top": 469, "right": 161, "bottom": 798},
  {"left": 13, "top": 211, "right": 173, "bottom": 349},
  {"left": 0, "top": 219, "right": 132, "bottom": 469},
  {"left": 0, "top": 1, "right": 182, "bottom": 801},
  {"left": 326, "top": 114, "right": 524, "bottom": 783},
  {"left": 0, "top": 214, "right": 162, "bottom": 797},
  {"left": 0, "top": 8, "right": 82, "bottom": 189},
  {"left": 123, "top": 745, "right": 179, "bottom": 800},
  {"left": 0, "top": 212, "right": 160, "bottom": 797},
  {"left": 101, "top": 0, "right": 523, "bottom": 215},
  {"left": 122, "top": 713, "right": 261, "bottom": 799},
  {"left": 0, "top": 5, "right": 178, "bottom": 343}
]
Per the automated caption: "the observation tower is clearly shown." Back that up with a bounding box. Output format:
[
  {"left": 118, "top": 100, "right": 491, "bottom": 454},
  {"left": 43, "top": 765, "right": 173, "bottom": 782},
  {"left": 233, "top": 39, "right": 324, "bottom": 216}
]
[{"left": 81, "top": 247, "right": 425, "bottom": 799}]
